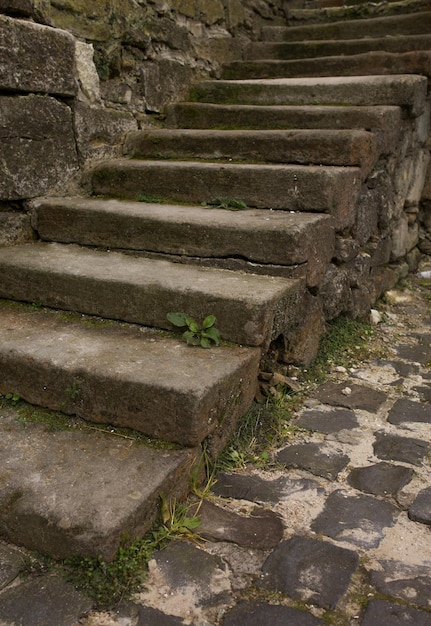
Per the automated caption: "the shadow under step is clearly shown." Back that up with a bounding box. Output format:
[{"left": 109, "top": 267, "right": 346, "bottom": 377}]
[
  {"left": 260, "top": 11, "right": 431, "bottom": 41},
  {"left": 190, "top": 74, "right": 428, "bottom": 118},
  {"left": 0, "top": 242, "right": 304, "bottom": 348},
  {"left": 165, "top": 103, "right": 401, "bottom": 154},
  {"left": 90, "top": 159, "right": 361, "bottom": 229},
  {"left": 0, "top": 397, "right": 199, "bottom": 560},
  {"left": 33, "top": 197, "right": 335, "bottom": 288},
  {"left": 122, "top": 128, "right": 378, "bottom": 177},
  {"left": 0, "top": 304, "right": 260, "bottom": 450},
  {"left": 223, "top": 51, "right": 431, "bottom": 81},
  {"left": 246, "top": 34, "right": 431, "bottom": 62}
]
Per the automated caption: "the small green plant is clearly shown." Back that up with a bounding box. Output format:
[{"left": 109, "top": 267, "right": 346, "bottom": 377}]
[
  {"left": 157, "top": 497, "right": 201, "bottom": 541},
  {"left": 304, "top": 316, "right": 375, "bottom": 385},
  {"left": 64, "top": 498, "right": 201, "bottom": 608},
  {"left": 66, "top": 381, "right": 80, "bottom": 402},
  {"left": 3, "top": 392, "right": 21, "bottom": 405},
  {"left": 138, "top": 193, "right": 166, "bottom": 203},
  {"left": 167, "top": 312, "right": 221, "bottom": 348},
  {"left": 201, "top": 198, "right": 248, "bottom": 211}
]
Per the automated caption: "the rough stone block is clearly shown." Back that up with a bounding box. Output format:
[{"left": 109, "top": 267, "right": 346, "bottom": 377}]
[
  {"left": 75, "top": 40, "right": 101, "bottom": 104},
  {"left": 226, "top": 0, "right": 245, "bottom": 27},
  {"left": 318, "top": 264, "right": 352, "bottom": 320},
  {"left": 355, "top": 188, "right": 379, "bottom": 245},
  {"left": 406, "top": 149, "right": 430, "bottom": 208},
  {"left": 197, "top": 0, "right": 225, "bottom": 25},
  {"left": 141, "top": 59, "right": 193, "bottom": 112},
  {"left": 171, "top": 0, "right": 196, "bottom": 18},
  {"left": 50, "top": 0, "right": 111, "bottom": 19},
  {"left": 0, "top": 95, "right": 79, "bottom": 200},
  {"left": 0, "top": 14, "right": 77, "bottom": 95},
  {"left": 74, "top": 101, "right": 138, "bottom": 162},
  {"left": 391, "top": 215, "right": 418, "bottom": 260},
  {"left": 415, "top": 99, "right": 431, "bottom": 145},
  {"left": 0, "top": 0, "right": 51, "bottom": 21},
  {"left": 49, "top": 6, "right": 111, "bottom": 40},
  {"left": 281, "top": 292, "right": 325, "bottom": 365},
  {"left": 0, "top": 210, "right": 34, "bottom": 245}
]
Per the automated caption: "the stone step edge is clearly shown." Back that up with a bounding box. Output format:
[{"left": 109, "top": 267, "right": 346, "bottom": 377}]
[
  {"left": 122, "top": 128, "right": 379, "bottom": 176},
  {"left": 260, "top": 11, "right": 431, "bottom": 42},
  {"left": 0, "top": 242, "right": 305, "bottom": 348},
  {"left": 190, "top": 75, "right": 428, "bottom": 118},
  {"left": 0, "top": 303, "right": 261, "bottom": 450},
  {"left": 164, "top": 103, "right": 401, "bottom": 154},
  {"left": 89, "top": 158, "right": 362, "bottom": 230},
  {"left": 0, "top": 398, "right": 200, "bottom": 560},
  {"left": 222, "top": 51, "right": 431, "bottom": 81},
  {"left": 245, "top": 34, "right": 431, "bottom": 63},
  {"left": 285, "top": 0, "right": 431, "bottom": 25},
  {"left": 32, "top": 196, "right": 336, "bottom": 288}
]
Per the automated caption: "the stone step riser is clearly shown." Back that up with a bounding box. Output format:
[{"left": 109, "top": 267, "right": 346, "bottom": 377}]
[
  {"left": 0, "top": 306, "right": 260, "bottom": 450},
  {"left": 165, "top": 103, "right": 401, "bottom": 154},
  {"left": 0, "top": 242, "right": 304, "bottom": 348},
  {"left": 90, "top": 159, "right": 362, "bottom": 230},
  {"left": 246, "top": 34, "right": 431, "bottom": 62},
  {"left": 223, "top": 51, "right": 431, "bottom": 81},
  {"left": 33, "top": 198, "right": 335, "bottom": 288},
  {"left": 190, "top": 75, "right": 428, "bottom": 118},
  {"left": 123, "top": 128, "right": 378, "bottom": 176},
  {"left": 261, "top": 12, "right": 431, "bottom": 42}
]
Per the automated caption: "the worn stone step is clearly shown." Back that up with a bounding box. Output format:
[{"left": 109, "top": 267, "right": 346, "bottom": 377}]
[
  {"left": 246, "top": 34, "right": 431, "bottom": 62},
  {"left": 190, "top": 75, "right": 428, "bottom": 118},
  {"left": 223, "top": 51, "right": 431, "bottom": 81},
  {"left": 165, "top": 102, "right": 401, "bottom": 153},
  {"left": 33, "top": 196, "right": 335, "bottom": 288},
  {"left": 0, "top": 242, "right": 304, "bottom": 348},
  {"left": 0, "top": 304, "right": 260, "bottom": 450},
  {"left": 122, "top": 128, "right": 378, "bottom": 175},
  {"left": 0, "top": 398, "right": 199, "bottom": 560},
  {"left": 261, "top": 11, "right": 431, "bottom": 41},
  {"left": 287, "top": 0, "right": 431, "bottom": 24},
  {"left": 90, "top": 159, "right": 361, "bottom": 229}
]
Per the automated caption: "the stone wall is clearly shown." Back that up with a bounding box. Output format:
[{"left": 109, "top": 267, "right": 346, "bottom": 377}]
[
  {"left": 318, "top": 101, "right": 430, "bottom": 323},
  {"left": 0, "top": 0, "right": 286, "bottom": 244}
]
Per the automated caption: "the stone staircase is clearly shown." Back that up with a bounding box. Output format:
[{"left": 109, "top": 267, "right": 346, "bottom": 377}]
[{"left": 0, "top": 0, "right": 429, "bottom": 560}]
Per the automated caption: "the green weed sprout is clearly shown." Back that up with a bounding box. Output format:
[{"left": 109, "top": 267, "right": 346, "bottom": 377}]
[{"left": 167, "top": 312, "right": 221, "bottom": 348}]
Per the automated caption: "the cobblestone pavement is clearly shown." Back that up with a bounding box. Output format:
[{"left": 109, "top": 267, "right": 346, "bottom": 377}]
[{"left": 1, "top": 275, "right": 431, "bottom": 625}]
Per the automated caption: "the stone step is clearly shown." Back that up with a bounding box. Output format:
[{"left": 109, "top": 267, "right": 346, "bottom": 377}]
[
  {"left": 0, "top": 304, "right": 260, "bottom": 450},
  {"left": 122, "top": 128, "right": 378, "bottom": 175},
  {"left": 165, "top": 102, "right": 401, "bottom": 153},
  {"left": 287, "top": 0, "right": 431, "bottom": 24},
  {"left": 305, "top": 0, "right": 408, "bottom": 9},
  {"left": 33, "top": 197, "right": 335, "bottom": 288},
  {"left": 246, "top": 34, "right": 431, "bottom": 62},
  {"left": 0, "top": 242, "right": 304, "bottom": 348},
  {"left": 223, "top": 51, "right": 431, "bottom": 81},
  {"left": 90, "top": 159, "right": 361, "bottom": 229},
  {"left": 0, "top": 397, "right": 199, "bottom": 560},
  {"left": 261, "top": 11, "right": 431, "bottom": 41},
  {"left": 190, "top": 75, "right": 428, "bottom": 118}
]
